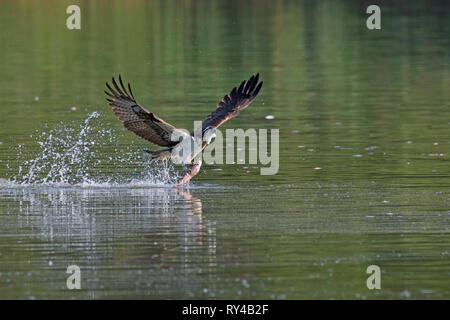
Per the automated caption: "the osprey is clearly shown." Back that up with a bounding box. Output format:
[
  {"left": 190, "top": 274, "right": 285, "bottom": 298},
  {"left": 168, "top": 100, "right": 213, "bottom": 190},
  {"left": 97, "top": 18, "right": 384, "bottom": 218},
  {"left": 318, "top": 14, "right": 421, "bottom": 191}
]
[{"left": 105, "top": 74, "right": 263, "bottom": 185}]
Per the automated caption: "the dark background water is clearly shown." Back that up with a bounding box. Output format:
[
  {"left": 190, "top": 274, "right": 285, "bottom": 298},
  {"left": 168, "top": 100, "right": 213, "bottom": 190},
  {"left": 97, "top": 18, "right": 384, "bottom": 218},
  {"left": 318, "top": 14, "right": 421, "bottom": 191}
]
[{"left": 0, "top": 0, "right": 448, "bottom": 299}]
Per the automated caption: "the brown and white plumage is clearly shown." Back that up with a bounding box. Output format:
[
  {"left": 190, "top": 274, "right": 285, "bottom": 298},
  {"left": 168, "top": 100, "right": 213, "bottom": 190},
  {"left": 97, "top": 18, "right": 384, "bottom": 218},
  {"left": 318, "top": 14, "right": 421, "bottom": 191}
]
[
  {"left": 105, "top": 74, "right": 263, "bottom": 185},
  {"left": 201, "top": 73, "right": 263, "bottom": 131},
  {"left": 105, "top": 76, "right": 179, "bottom": 147}
]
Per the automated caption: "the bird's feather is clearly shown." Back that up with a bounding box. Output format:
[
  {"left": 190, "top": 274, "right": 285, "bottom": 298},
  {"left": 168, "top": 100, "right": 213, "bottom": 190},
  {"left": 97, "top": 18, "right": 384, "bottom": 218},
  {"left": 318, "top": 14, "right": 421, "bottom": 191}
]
[
  {"left": 201, "top": 73, "right": 263, "bottom": 131},
  {"left": 105, "top": 75, "right": 179, "bottom": 147}
]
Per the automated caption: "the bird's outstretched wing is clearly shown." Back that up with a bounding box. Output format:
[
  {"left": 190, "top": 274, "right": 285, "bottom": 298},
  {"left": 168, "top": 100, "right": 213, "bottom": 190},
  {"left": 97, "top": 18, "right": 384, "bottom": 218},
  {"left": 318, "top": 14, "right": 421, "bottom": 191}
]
[
  {"left": 201, "top": 74, "right": 263, "bottom": 130},
  {"left": 105, "top": 75, "right": 179, "bottom": 147}
]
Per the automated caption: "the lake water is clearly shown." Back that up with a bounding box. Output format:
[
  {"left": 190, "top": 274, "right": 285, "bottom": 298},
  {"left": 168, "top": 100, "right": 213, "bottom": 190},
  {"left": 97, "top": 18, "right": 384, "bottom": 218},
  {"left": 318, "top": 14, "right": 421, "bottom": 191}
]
[{"left": 0, "top": 0, "right": 449, "bottom": 299}]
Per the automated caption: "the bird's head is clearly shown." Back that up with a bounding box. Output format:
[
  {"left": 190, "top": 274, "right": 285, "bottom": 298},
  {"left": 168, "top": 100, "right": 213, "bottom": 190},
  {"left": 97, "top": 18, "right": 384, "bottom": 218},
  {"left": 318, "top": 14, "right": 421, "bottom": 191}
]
[{"left": 202, "top": 126, "right": 216, "bottom": 144}]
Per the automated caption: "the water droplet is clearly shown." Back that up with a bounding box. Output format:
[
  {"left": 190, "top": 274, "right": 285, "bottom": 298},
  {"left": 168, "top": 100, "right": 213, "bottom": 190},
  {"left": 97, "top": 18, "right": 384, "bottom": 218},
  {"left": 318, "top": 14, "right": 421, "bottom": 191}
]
[{"left": 401, "top": 290, "right": 411, "bottom": 298}]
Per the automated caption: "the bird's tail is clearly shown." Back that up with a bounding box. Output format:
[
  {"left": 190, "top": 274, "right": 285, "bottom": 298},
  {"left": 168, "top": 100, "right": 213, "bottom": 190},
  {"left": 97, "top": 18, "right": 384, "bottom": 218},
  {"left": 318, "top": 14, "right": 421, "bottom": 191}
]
[{"left": 143, "top": 148, "right": 172, "bottom": 161}]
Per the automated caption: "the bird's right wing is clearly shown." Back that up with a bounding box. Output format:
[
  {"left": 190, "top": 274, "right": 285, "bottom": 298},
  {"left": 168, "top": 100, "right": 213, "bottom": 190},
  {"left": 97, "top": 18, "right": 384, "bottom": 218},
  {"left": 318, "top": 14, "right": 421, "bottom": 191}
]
[{"left": 105, "top": 76, "right": 179, "bottom": 147}]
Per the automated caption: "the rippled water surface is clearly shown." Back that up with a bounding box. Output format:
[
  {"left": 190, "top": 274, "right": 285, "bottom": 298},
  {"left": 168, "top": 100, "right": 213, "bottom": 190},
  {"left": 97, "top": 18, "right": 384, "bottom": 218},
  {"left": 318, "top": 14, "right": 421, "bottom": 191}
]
[{"left": 0, "top": 0, "right": 449, "bottom": 299}]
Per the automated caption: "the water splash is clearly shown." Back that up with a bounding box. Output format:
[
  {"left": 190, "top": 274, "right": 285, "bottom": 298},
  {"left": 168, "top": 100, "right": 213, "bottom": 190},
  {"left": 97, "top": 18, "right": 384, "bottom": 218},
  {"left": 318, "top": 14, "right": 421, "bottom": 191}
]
[{"left": 6, "top": 112, "right": 181, "bottom": 187}]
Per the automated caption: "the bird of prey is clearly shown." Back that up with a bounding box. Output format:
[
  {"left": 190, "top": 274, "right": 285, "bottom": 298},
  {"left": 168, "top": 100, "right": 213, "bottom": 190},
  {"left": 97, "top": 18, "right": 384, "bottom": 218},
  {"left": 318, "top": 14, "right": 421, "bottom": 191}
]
[{"left": 105, "top": 74, "right": 263, "bottom": 185}]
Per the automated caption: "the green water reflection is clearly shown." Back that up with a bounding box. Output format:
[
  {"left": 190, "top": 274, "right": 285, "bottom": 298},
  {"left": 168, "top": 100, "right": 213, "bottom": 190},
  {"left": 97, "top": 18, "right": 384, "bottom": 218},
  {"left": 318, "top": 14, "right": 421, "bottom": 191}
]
[{"left": 0, "top": 0, "right": 448, "bottom": 299}]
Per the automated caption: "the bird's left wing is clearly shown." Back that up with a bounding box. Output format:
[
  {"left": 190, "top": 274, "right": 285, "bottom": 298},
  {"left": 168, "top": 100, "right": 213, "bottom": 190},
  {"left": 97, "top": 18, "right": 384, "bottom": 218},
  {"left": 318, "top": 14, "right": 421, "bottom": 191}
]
[
  {"left": 105, "top": 76, "right": 179, "bottom": 147},
  {"left": 200, "top": 74, "right": 263, "bottom": 130}
]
